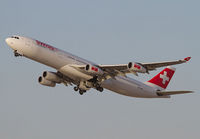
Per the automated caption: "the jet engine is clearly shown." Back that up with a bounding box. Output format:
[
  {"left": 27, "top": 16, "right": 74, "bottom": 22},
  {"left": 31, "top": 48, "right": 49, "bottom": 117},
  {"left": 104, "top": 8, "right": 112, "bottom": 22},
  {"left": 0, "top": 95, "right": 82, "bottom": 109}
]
[
  {"left": 38, "top": 76, "right": 56, "bottom": 87},
  {"left": 38, "top": 71, "right": 62, "bottom": 87},
  {"left": 127, "top": 62, "right": 147, "bottom": 73},
  {"left": 43, "top": 71, "right": 62, "bottom": 83},
  {"left": 85, "top": 64, "right": 103, "bottom": 75}
]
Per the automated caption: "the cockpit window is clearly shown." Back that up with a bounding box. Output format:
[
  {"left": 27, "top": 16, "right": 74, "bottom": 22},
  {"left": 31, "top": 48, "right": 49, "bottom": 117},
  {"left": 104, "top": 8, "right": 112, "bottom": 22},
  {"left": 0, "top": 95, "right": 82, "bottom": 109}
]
[{"left": 11, "top": 36, "right": 19, "bottom": 39}]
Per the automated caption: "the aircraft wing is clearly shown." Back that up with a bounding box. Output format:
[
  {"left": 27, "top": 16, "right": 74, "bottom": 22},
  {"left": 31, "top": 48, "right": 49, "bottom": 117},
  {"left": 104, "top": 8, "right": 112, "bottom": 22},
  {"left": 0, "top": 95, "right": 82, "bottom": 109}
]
[
  {"left": 71, "top": 57, "right": 191, "bottom": 78},
  {"left": 141, "top": 57, "right": 191, "bottom": 70},
  {"left": 157, "top": 90, "right": 193, "bottom": 96},
  {"left": 98, "top": 57, "right": 191, "bottom": 76}
]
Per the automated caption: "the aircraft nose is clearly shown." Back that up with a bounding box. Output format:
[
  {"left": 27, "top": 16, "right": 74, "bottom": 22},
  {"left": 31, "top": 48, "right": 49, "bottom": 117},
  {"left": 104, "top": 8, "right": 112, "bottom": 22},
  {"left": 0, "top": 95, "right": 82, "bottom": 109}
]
[
  {"left": 5, "top": 38, "right": 11, "bottom": 45},
  {"left": 5, "top": 37, "right": 15, "bottom": 50}
]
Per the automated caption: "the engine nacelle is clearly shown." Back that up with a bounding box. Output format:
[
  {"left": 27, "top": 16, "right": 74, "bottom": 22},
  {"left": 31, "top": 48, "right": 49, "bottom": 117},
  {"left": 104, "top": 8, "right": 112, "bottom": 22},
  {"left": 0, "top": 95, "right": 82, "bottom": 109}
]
[
  {"left": 127, "top": 62, "right": 147, "bottom": 73},
  {"left": 43, "top": 71, "right": 62, "bottom": 83},
  {"left": 85, "top": 64, "right": 103, "bottom": 75},
  {"left": 38, "top": 76, "right": 56, "bottom": 87}
]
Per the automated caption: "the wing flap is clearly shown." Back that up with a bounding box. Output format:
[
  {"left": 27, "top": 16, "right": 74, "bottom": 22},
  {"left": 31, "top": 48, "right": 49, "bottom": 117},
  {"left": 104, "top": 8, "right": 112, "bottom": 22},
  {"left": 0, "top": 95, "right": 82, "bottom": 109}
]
[{"left": 157, "top": 90, "right": 193, "bottom": 96}]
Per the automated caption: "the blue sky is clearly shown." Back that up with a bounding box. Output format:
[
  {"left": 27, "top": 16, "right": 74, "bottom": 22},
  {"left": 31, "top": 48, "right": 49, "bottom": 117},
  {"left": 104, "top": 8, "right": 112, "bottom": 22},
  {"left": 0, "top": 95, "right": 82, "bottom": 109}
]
[{"left": 0, "top": 0, "right": 199, "bottom": 139}]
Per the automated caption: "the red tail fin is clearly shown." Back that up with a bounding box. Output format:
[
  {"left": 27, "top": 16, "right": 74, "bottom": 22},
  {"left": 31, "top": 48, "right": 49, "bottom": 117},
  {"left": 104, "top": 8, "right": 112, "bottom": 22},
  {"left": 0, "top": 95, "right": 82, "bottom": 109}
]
[{"left": 147, "top": 66, "right": 176, "bottom": 90}]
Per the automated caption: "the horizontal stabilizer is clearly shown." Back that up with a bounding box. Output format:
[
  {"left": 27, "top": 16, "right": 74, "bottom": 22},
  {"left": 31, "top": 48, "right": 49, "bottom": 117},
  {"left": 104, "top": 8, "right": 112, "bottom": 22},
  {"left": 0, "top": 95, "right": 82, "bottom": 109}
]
[{"left": 157, "top": 90, "right": 193, "bottom": 96}]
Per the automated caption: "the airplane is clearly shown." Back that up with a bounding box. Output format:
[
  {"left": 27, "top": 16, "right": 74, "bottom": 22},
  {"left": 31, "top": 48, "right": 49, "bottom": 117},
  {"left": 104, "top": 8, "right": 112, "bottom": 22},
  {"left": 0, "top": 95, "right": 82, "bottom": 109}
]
[{"left": 5, "top": 35, "right": 193, "bottom": 98}]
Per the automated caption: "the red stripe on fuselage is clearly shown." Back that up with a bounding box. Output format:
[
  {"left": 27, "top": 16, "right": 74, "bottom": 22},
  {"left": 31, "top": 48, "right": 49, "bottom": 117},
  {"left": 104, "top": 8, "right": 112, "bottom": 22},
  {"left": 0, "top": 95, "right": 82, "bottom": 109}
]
[{"left": 36, "top": 40, "right": 57, "bottom": 51}]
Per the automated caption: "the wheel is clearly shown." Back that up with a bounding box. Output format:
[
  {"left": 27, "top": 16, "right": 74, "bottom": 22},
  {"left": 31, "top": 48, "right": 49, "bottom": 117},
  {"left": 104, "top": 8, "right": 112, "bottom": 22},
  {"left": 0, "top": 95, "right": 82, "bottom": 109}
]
[
  {"left": 99, "top": 87, "right": 104, "bottom": 92},
  {"left": 74, "top": 86, "right": 79, "bottom": 91},
  {"left": 79, "top": 90, "right": 84, "bottom": 95},
  {"left": 97, "top": 87, "right": 104, "bottom": 92},
  {"left": 14, "top": 52, "right": 19, "bottom": 57}
]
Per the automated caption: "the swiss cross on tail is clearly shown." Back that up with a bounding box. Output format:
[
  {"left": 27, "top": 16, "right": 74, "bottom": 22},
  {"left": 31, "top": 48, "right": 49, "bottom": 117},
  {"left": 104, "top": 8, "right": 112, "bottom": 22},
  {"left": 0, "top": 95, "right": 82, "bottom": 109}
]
[
  {"left": 147, "top": 66, "right": 176, "bottom": 89},
  {"left": 160, "top": 71, "right": 169, "bottom": 84}
]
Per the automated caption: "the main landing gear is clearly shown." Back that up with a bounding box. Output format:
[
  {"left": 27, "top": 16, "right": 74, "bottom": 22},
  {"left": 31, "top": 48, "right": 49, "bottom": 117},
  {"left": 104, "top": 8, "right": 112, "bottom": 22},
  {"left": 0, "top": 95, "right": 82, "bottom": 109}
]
[
  {"left": 74, "top": 86, "right": 86, "bottom": 95},
  {"left": 73, "top": 86, "right": 103, "bottom": 95},
  {"left": 73, "top": 80, "right": 104, "bottom": 95},
  {"left": 93, "top": 83, "right": 104, "bottom": 92},
  {"left": 96, "top": 86, "right": 104, "bottom": 92}
]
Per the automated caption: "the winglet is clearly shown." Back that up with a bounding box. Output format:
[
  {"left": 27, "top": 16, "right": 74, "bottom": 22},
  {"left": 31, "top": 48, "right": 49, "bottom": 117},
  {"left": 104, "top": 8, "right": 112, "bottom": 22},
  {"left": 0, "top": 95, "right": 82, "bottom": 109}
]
[{"left": 184, "top": 57, "right": 191, "bottom": 62}]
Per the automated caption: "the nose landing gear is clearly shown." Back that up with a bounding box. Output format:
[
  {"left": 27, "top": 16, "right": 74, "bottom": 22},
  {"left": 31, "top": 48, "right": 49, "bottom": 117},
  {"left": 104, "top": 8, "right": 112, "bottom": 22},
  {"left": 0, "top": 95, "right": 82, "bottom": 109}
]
[{"left": 14, "top": 50, "right": 22, "bottom": 57}]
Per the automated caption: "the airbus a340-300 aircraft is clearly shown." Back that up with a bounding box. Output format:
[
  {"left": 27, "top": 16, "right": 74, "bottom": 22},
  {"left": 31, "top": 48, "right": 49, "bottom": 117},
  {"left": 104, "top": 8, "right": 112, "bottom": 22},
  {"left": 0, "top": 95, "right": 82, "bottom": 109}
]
[{"left": 5, "top": 35, "right": 193, "bottom": 98}]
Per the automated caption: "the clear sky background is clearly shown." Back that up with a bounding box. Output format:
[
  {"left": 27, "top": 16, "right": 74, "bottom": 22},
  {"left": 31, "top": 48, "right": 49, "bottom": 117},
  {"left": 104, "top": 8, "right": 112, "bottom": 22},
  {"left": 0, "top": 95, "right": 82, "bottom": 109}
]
[{"left": 0, "top": 0, "right": 199, "bottom": 139}]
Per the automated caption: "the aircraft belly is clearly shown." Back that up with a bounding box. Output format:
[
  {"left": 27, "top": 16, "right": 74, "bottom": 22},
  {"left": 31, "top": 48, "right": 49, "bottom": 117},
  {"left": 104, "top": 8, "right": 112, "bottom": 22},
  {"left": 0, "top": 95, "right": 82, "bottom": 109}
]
[
  {"left": 102, "top": 76, "right": 159, "bottom": 98},
  {"left": 59, "top": 65, "right": 93, "bottom": 81}
]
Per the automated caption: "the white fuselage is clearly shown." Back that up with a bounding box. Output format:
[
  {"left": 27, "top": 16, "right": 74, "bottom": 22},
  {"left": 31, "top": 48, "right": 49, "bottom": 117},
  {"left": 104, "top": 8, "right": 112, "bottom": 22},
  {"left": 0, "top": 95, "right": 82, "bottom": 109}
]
[{"left": 5, "top": 36, "right": 169, "bottom": 98}]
